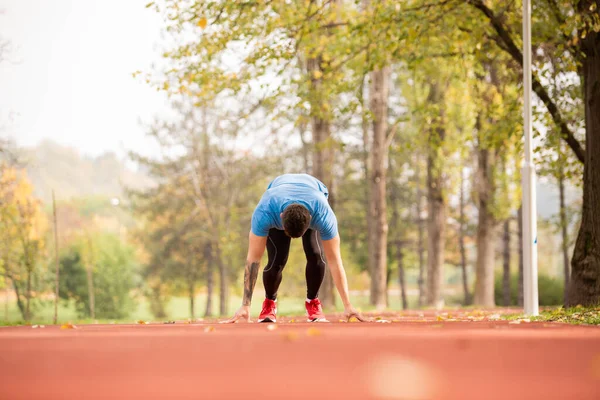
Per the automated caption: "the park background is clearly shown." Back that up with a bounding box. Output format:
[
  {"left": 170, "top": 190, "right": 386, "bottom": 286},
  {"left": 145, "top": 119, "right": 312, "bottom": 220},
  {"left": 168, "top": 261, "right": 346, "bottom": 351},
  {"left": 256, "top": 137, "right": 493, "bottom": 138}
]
[{"left": 1, "top": 0, "right": 598, "bottom": 324}]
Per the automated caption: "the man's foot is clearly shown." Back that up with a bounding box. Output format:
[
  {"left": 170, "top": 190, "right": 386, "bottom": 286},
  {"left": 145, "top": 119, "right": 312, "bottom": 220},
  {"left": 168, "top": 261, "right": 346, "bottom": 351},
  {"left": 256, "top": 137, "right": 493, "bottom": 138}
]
[
  {"left": 258, "top": 299, "right": 277, "bottom": 323},
  {"left": 306, "top": 298, "right": 328, "bottom": 322}
]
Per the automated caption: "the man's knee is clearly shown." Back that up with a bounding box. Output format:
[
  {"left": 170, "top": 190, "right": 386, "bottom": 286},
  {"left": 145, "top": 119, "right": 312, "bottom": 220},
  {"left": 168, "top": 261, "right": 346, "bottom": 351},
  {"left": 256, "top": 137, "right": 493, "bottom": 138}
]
[{"left": 305, "top": 251, "right": 325, "bottom": 266}]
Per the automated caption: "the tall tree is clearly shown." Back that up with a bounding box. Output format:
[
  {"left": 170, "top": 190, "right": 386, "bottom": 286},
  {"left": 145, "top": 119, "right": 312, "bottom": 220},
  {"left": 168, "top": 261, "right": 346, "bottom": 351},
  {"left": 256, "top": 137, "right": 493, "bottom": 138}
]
[
  {"left": 568, "top": 0, "right": 600, "bottom": 306},
  {"left": 367, "top": 66, "right": 391, "bottom": 309},
  {"left": 458, "top": 167, "right": 472, "bottom": 305},
  {"left": 425, "top": 81, "right": 447, "bottom": 307}
]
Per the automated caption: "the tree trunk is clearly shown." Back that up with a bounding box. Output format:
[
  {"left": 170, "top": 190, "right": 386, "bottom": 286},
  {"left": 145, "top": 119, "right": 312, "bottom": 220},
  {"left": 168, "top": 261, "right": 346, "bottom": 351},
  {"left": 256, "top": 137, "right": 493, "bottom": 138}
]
[
  {"left": 298, "top": 122, "right": 311, "bottom": 173},
  {"left": 568, "top": 5, "right": 600, "bottom": 306},
  {"left": 149, "top": 284, "right": 167, "bottom": 319},
  {"left": 459, "top": 168, "right": 471, "bottom": 305},
  {"left": 389, "top": 149, "right": 407, "bottom": 310},
  {"left": 307, "top": 55, "right": 336, "bottom": 309},
  {"left": 12, "top": 279, "right": 25, "bottom": 320},
  {"left": 217, "top": 244, "right": 228, "bottom": 316},
  {"left": 396, "top": 240, "right": 408, "bottom": 310},
  {"left": 517, "top": 205, "right": 524, "bottom": 307},
  {"left": 189, "top": 282, "right": 196, "bottom": 320},
  {"left": 502, "top": 219, "right": 511, "bottom": 306},
  {"left": 361, "top": 74, "right": 376, "bottom": 307},
  {"left": 204, "top": 243, "right": 213, "bottom": 317},
  {"left": 558, "top": 160, "right": 570, "bottom": 305},
  {"left": 86, "top": 264, "right": 95, "bottom": 319},
  {"left": 416, "top": 154, "right": 427, "bottom": 307},
  {"left": 4, "top": 279, "right": 8, "bottom": 321},
  {"left": 368, "top": 66, "right": 390, "bottom": 310},
  {"left": 473, "top": 145, "right": 497, "bottom": 307},
  {"left": 25, "top": 267, "right": 32, "bottom": 322},
  {"left": 85, "top": 236, "right": 95, "bottom": 319},
  {"left": 426, "top": 83, "right": 446, "bottom": 307}
]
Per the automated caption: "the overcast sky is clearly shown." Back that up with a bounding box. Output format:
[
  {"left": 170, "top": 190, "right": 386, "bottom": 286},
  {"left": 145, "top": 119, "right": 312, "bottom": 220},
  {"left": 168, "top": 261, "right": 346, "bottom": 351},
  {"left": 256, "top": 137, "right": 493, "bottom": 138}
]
[{"left": 0, "top": 0, "right": 169, "bottom": 157}]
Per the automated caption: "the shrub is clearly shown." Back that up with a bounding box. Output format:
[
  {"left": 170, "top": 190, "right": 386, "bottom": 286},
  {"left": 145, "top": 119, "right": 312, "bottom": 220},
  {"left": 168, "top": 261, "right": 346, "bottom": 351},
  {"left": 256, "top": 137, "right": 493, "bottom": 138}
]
[{"left": 494, "top": 272, "right": 564, "bottom": 306}]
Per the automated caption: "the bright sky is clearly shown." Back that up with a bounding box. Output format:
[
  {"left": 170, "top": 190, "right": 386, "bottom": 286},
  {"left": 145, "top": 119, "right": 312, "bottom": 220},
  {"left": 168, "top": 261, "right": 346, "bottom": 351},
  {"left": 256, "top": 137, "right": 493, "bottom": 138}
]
[{"left": 0, "top": 0, "right": 169, "bottom": 157}]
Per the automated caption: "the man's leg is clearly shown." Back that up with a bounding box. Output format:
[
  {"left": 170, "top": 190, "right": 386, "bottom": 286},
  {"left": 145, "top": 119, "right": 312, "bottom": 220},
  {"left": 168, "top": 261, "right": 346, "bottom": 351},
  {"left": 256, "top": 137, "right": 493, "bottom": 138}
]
[
  {"left": 302, "top": 229, "right": 326, "bottom": 300},
  {"left": 263, "top": 228, "right": 291, "bottom": 300}
]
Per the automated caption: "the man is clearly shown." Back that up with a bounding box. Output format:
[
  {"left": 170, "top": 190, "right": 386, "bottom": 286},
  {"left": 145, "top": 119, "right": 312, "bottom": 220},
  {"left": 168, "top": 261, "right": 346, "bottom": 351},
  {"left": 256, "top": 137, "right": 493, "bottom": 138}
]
[{"left": 222, "top": 173, "right": 366, "bottom": 323}]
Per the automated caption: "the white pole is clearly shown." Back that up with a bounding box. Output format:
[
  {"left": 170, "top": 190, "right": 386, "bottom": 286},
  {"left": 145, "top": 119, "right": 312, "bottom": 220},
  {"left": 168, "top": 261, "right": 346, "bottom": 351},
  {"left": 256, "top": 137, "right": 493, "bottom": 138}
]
[{"left": 522, "top": 0, "right": 539, "bottom": 316}]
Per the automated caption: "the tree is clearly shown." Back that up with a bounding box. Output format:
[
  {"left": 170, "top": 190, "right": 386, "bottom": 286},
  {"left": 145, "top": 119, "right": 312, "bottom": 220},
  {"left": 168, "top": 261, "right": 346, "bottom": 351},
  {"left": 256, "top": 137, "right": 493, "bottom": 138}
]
[
  {"left": 59, "top": 233, "right": 138, "bottom": 319},
  {"left": 130, "top": 101, "right": 272, "bottom": 318},
  {"left": 568, "top": 1, "right": 600, "bottom": 306},
  {"left": 0, "top": 166, "right": 47, "bottom": 321}
]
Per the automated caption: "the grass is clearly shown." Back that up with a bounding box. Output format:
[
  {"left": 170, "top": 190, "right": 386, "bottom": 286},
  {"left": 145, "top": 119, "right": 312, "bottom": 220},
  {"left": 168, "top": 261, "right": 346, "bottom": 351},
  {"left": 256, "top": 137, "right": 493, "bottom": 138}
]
[
  {"left": 503, "top": 306, "right": 600, "bottom": 325},
  {"left": 0, "top": 293, "right": 419, "bottom": 326}
]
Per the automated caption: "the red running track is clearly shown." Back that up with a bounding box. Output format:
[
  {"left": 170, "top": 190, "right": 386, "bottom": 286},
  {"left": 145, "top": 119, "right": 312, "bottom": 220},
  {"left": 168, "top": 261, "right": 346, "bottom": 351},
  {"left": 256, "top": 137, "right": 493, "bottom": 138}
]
[{"left": 1, "top": 314, "right": 600, "bottom": 400}]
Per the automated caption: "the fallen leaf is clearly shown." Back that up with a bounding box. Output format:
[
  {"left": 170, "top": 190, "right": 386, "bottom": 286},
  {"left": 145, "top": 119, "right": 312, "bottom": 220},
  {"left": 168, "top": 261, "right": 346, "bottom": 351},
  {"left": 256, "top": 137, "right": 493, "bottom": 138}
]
[
  {"left": 349, "top": 316, "right": 360, "bottom": 323},
  {"left": 436, "top": 316, "right": 446, "bottom": 321},
  {"left": 307, "top": 327, "right": 321, "bottom": 337},
  {"left": 488, "top": 314, "right": 501, "bottom": 320},
  {"left": 61, "top": 323, "right": 77, "bottom": 330},
  {"left": 339, "top": 319, "right": 346, "bottom": 323},
  {"left": 204, "top": 326, "right": 215, "bottom": 333},
  {"left": 137, "top": 320, "right": 148, "bottom": 325},
  {"left": 376, "top": 319, "right": 391, "bottom": 323},
  {"left": 198, "top": 17, "right": 207, "bottom": 29},
  {"left": 163, "top": 321, "right": 175, "bottom": 324},
  {"left": 282, "top": 332, "right": 299, "bottom": 342},
  {"left": 32, "top": 325, "right": 39, "bottom": 329}
]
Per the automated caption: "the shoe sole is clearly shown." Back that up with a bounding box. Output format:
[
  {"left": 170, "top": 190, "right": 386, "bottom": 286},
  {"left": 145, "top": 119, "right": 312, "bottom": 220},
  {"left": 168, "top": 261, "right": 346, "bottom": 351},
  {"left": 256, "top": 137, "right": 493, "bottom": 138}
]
[
  {"left": 258, "top": 317, "right": 276, "bottom": 323},
  {"left": 308, "top": 318, "right": 329, "bottom": 323}
]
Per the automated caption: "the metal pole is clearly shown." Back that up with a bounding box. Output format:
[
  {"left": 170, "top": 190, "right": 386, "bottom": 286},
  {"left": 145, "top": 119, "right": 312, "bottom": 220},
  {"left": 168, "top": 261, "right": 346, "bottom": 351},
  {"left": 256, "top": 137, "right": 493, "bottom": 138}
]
[
  {"left": 52, "top": 190, "right": 60, "bottom": 325},
  {"left": 522, "top": 0, "right": 539, "bottom": 316}
]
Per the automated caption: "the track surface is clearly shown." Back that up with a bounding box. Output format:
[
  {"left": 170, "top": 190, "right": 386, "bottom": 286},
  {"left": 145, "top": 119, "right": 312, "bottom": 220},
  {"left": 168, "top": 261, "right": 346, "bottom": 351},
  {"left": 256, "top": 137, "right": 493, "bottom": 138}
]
[{"left": 1, "top": 311, "right": 600, "bottom": 400}]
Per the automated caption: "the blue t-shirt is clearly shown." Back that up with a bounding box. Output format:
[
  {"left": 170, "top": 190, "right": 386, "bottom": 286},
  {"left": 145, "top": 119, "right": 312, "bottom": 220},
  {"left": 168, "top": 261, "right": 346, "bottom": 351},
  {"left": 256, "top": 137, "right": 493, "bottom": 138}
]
[{"left": 251, "top": 174, "right": 338, "bottom": 240}]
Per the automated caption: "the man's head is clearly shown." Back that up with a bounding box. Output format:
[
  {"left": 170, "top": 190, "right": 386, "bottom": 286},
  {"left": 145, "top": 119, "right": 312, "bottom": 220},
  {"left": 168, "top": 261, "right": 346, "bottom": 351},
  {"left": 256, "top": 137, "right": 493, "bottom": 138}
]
[{"left": 281, "top": 204, "right": 311, "bottom": 238}]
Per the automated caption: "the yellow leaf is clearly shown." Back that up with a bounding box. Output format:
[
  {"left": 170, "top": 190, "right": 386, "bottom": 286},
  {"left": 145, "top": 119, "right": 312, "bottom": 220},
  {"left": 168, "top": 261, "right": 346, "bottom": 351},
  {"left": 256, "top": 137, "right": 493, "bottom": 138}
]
[
  {"left": 307, "top": 327, "right": 321, "bottom": 337},
  {"left": 61, "top": 323, "right": 77, "bottom": 330},
  {"left": 137, "top": 320, "right": 148, "bottom": 325},
  {"left": 198, "top": 17, "right": 207, "bottom": 29},
  {"left": 436, "top": 315, "right": 445, "bottom": 321},
  {"left": 204, "top": 326, "right": 215, "bottom": 333},
  {"left": 281, "top": 332, "right": 298, "bottom": 342},
  {"left": 312, "top": 70, "right": 323, "bottom": 79}
]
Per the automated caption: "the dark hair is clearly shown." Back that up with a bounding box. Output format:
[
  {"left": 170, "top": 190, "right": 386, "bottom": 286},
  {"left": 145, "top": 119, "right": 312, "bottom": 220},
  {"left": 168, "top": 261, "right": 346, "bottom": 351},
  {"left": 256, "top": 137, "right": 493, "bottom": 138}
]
[{"left": 282, "top": 204, "right": 311, "bottom": 238}]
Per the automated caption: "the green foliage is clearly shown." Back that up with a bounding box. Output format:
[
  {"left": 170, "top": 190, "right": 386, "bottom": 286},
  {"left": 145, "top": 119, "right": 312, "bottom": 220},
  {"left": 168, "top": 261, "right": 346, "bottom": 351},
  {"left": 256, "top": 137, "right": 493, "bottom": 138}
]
[
  {"left": 533, "top": 306, "right": 600, "bottom": 325},
  {"left": 494, "top": 273, "right": 564, "bottom": 307},
  {"left": 58, "top": 233, "right": 139, "bottom": 319}
]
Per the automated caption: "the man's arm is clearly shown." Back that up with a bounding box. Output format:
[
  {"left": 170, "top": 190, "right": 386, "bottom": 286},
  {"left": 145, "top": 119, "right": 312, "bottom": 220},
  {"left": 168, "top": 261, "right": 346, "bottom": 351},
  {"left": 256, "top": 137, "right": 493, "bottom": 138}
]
[
  {"left": 221, "top": 232, "right": 267, "bottom": 323},
  {"left": 322, "top": 234, "right": 368, "bottom": 322}
]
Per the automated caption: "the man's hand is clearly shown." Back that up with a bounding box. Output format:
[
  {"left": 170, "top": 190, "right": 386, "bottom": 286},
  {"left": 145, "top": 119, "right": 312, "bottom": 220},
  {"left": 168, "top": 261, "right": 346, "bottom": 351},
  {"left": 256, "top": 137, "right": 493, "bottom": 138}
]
[
  {"left": 344, "top": 306, "right": 369, "bottom": 322},
  {"left": 220, "top": 305, "right": 251, "bottom": 324}
]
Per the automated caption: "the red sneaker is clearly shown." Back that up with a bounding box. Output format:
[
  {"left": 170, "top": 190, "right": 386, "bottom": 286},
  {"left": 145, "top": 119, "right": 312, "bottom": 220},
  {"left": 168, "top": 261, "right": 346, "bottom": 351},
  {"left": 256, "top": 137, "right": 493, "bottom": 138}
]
[
  {"left": 258, "top": 299, "right": 277, "bottom": 323},
  {"left": 306, "top": 298, "right": 328, "bottom": 322}
]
